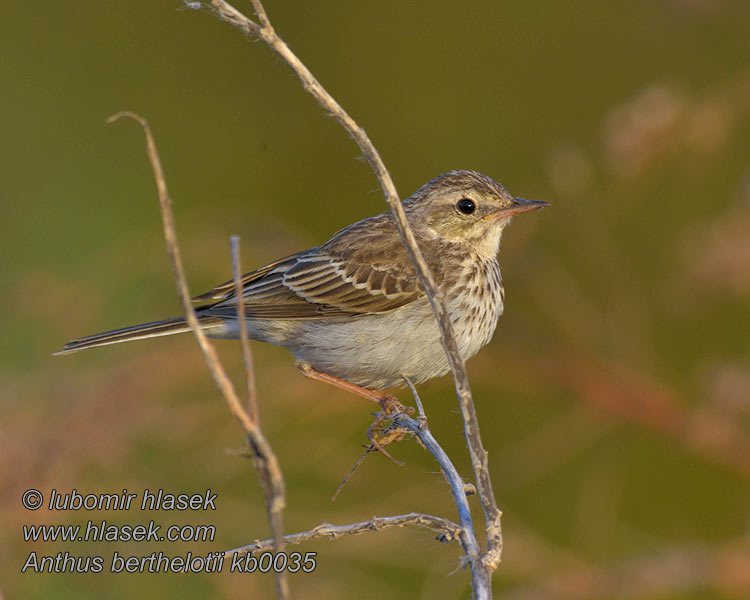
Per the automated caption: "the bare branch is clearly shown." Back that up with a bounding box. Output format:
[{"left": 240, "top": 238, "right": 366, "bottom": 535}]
[
  {"left": 203, "top": 0, "right": 502, "bottom": 582},
  {"left": 108, "top": 111, "right": 288, "bottom": 600},
  {"left": 229, "top": 236, "right": 286, "bottom": 599},
  {"left": 224, "top": 512, "right": 462, "bottom": 558},
  {"left": 388, "top": 407, "right": 483, "bottom": 569},
  {"left": 249, "top": 0, "right": 272, "bottom": 31},
  {"left": 230, "top": 236, "right": 259, "bottom": 423}
]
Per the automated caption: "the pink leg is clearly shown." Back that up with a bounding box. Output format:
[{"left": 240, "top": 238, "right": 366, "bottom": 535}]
[
  {"left": 296, "top": 362, "right": 414, "bottom": 463},
  {"left": 295, "top": 361, "right": 410, "bottom": 414}
]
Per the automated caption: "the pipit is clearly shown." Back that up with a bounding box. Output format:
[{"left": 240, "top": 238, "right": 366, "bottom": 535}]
[{"left": 57, "top": 170, "right": 547, "bottom": 410}]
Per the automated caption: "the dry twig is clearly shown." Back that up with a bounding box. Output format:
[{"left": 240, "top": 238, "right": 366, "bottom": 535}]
[
  {"left": 201, "top": 1, "right": 502, "bottom": 594},
  {"left": 230, "top": 236, "right": 260, "bottom": 423},
  {"left": 107, "top": 111, "right": 288, "bottom": 600},
  {"left": 224, "top": 512, "right": 463, "bottom": 558}
]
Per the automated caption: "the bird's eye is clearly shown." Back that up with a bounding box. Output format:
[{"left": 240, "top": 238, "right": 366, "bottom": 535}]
[{"left": 456, "top": 198, "right": 476, "bottom": 215}]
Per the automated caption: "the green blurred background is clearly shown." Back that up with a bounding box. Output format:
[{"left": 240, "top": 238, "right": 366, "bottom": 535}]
[{"left": 3, "top": 1, "right": 749, "bottom": 598}]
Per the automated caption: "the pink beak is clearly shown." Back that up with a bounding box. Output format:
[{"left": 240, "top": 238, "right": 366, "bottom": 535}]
[{"left": 494, "top": 197, "right": 549, "bottom": 219}]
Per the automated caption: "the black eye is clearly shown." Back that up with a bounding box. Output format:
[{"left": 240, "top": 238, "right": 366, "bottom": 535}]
[{"left": 456, "top": 198, "right": 476, "bottom": 215}]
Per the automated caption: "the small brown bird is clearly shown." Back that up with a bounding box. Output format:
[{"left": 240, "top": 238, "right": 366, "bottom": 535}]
[{"left": 57, "top": 170, "right": 546, "bottom": 402}]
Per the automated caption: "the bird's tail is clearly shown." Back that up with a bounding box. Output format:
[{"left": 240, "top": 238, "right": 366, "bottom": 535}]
[{"left": 53, "top": 315, "right": 224, "bottom": 356}]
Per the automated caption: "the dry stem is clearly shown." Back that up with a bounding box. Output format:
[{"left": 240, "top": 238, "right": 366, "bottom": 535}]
[
  {"left": 107, "top": 111, "right": 288, "bottom": 600},
  {"left": 230, "top": 236, "right": 259, "bottom": 423},
  {"left": 224, "top": 513, "right": 462, "bottom": 558},
  {"left": 203, "top": 0, "right": 502, "bottom": 592}
]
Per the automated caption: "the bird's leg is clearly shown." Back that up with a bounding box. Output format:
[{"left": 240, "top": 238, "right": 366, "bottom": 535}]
[
  {"left": 295, "top": 361, "right": 413, "bottom": 415},
  {"left": 295, "top": 362, "right": 414, "bottom": 463}
]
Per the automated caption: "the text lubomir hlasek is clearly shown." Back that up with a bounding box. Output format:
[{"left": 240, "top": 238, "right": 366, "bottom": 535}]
[{"left": 46, "top": 489, "right": 217, "bottom": 511}]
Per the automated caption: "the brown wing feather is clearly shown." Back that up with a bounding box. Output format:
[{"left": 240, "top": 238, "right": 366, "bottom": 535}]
[
  {"left": 192, "top": 212, "right": 442, "bottom": 320},
  {"left": 191, "top": 254, "right": 299, "bottom": 303}
]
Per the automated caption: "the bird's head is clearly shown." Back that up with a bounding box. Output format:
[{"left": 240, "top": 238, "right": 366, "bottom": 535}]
[{"left": 404, "top": 170, "right": 548, "bottom": 259}]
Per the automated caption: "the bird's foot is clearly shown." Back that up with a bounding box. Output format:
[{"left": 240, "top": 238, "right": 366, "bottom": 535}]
[
  {"left": 295, "top": 361, "right": 414, "bottom": 461},
  {"left": 365, "top": 412, "right": 410, "bottom": 466}
]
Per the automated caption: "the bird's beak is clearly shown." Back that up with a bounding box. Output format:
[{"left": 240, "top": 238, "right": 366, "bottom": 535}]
[{"left": 493, "top": 197, "right": 549, "bottom": 219}]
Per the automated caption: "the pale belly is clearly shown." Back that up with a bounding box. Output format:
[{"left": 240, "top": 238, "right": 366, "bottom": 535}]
[
  {"left": 276, "top": 295, "right": 501, "bottom": 389},
  {"left": 209, "top": 259, "right": 505, "bottom": 389}
]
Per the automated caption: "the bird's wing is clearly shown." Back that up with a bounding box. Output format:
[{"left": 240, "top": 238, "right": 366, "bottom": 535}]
[{"left": 193, "top": 214, "right": 437, "bottom": 320}]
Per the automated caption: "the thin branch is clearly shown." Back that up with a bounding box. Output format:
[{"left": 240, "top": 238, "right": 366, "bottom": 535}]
[
  {"left": 229, "top": 235, "right": 285, "bottom": 597},
  {"left": 403, "top": 375, "right": 427, "bottom": 423},
  {"left": 224, "top": 512, "right": 462, "bottom": 558},
  {"left": 108, "top": 111, "right": 288, "bottom": 600},
  {"left": 249, "top": 0, "right": 272, "bottom": 31},
  {"left": 389, "top": 407, "right": 483, "bottom": 570},
  {"left": 203, "top": 0, "right": 502, "bottom": 581},
  {"left": 230, "top": 236, "right": 259, "bottom": 422}
]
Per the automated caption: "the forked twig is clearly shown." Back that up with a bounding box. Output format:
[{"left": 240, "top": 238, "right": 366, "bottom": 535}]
[
  {"left": 224, "top": 512, "right": 462, "bottom": 558},
  {"left": 393, "top": 381, "right": 481, "bottom": 566},
  {"left": 107, "top": 111, "right": 288, "bottom": 600},
  {"left": 200, "top": 0, "right": 503, "bottom": 595}
]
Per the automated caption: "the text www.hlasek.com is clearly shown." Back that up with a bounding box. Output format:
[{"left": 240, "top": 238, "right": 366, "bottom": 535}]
[{"left": 24, "top": 520, "right": 214, "bottom": 543}]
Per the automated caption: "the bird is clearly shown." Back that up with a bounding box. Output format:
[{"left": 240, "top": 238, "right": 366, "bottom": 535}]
[{"left": 56, "top": 170, "right": 547, "bottom": 406}]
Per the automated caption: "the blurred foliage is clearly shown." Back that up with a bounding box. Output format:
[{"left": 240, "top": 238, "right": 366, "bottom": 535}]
[{"left": 2, "top": 1, "right": 749, "bottom": 599}]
